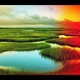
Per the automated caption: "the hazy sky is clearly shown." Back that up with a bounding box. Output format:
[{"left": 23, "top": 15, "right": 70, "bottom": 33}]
[
  {"left": 0, "top": 5, "right": 80, "bottom": 24},
  {"left": 12, "top": 5, "right": 53, "bottom": 18},
  {"left": 0, "top": 5, "right": 53, "bottom": 19},
  {"left": 0, "top": 5, "right": 56, "bottom": 25}
]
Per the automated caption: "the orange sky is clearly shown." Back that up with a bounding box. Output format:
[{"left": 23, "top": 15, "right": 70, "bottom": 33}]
[{"left": 51, "top": 5, "right": 80, "bottom": 21}]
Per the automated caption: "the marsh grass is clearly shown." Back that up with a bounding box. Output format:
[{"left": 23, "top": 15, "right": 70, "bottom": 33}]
[
  {"left": 0, "top": 68, "right": 43, "bottom": 75},
  {"left": 40, "top": 46, "right": 80, "bottom": 61},
  {"left": 0, "top": 28, "right": 58, "bottom": 53},
  {"left": 0, "top": 42, "right": 51, "bottom": 53}
]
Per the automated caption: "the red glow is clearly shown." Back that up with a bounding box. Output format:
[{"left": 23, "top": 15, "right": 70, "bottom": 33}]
[
  {"left": 59, "top": 19, "right": 80, "bottom": 29},
  {"left": 53, "top": 19, "right": 80, "bottom": 75},
  {"left": 60, "top": 37, "right": 80, "bottom": 47}
]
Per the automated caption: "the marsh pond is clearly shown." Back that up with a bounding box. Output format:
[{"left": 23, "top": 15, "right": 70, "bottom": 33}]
[{"left": 0, "top": 50, "right": 63, "bottom": 73}]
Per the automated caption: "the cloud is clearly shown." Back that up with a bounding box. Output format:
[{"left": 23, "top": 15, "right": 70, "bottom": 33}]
[
  {"left": 0, "top": 5, "right": 12, "bottom": 15},
  {"left": 0, "top": 12, "right": 56, "bottom": 24},
  {"left": 0, "top": 7, "right": 57, "bottom": 25},
  {"left": 0, "top": 5, "right": 57, "bottom": 25}
]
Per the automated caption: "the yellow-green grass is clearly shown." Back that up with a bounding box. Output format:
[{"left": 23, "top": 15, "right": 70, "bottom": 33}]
[
  {"left": 0, "top": 42, "right": 51, "bottom": 53},
  {"left": 40, "top": 47, "right": 80, "bottom": 61}
]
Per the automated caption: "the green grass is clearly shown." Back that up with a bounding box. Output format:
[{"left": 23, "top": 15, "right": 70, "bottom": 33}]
[
  {"left": 0, "top": 27, "right": 59, "bottom": 53},
  {"left": 0, "top": 28, "right": 71, "bottom": 57},
  {"left": 0, "top": 68, "right": 44, "bottom": 75},
  {"left": 40, "top": 47, "right": 62, "bottom": 61},
  {"left": 0, "top": 28, "right": 59, "bottom": 42},
  {"left": 40, "top": 46, "right": 80, "bottom": 61},
  {"left": 0, "top": 42, "right": 51, "bottom": 53}
]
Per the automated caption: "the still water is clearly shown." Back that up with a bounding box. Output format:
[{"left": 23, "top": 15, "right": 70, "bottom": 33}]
[{"left": 0, "top": 50, "right": 63, "bottom": 73}]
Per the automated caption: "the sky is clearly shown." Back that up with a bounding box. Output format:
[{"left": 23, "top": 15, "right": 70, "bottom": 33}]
[
  {"left": 0, "top": 5, "right": 80, "bottom": 25},
  {"left": 50, "top": 5, "right": 80, "bottom": 21},
  {"left": 0, "top": 5, "right": 55, "bottom": 25}
]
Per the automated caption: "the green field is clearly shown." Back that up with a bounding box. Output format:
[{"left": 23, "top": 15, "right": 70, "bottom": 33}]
[{"left": 0, "top": 27, "right": 60, "bottom": 53}]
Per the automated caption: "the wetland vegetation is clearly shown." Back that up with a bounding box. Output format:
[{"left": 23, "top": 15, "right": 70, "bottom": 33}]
[{"left": 0, "top": 27, "right": 80, "bottom": 75}]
